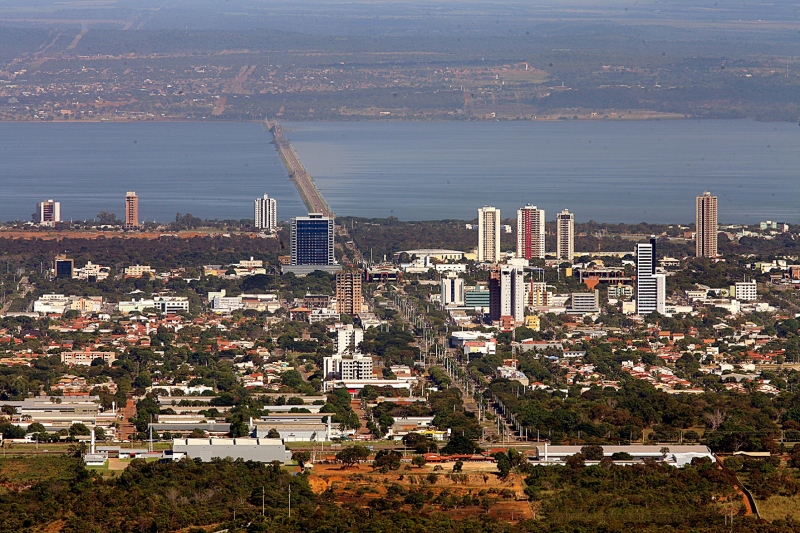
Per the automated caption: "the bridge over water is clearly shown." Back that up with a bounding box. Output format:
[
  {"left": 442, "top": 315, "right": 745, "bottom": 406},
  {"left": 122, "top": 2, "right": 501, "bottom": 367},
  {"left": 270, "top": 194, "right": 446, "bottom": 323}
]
[{"left": 264, "top": 118, "right": 334, "bottom": 218}]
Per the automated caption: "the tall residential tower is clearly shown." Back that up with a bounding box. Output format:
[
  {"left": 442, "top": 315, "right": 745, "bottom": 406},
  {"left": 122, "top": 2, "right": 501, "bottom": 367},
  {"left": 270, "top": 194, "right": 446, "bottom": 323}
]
[
  {"left": 477, "top": 206, "right": 501, "bottom": 263},
  {"left": 336, "top": 269, "right": 363, "bottom": 316},
  {"left": 517, "top": 205, "right": 545, "bottom": 260},
  {"left": 636, "top": 236, "right": 666, "bottom": 316},
  {"left": 124, "top": 192, "right": 139, "bottom": 229},
  {"left": 696, "top": 191, "right": 718, "bottom": 258},
  {"left": 254, "top": 194, "right": 277, "bottom": 230},
  {"left": 556, "top": 209, "right": 574, "bottom": 262}
]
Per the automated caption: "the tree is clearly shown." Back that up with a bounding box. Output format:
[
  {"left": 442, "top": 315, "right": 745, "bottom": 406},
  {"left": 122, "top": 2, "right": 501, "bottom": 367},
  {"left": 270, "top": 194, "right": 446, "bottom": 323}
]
[
  {"left": 494, "top": 452, "right": 511, "bottom": 478},
  {"left": 581, "top": 444, "right": 605, "bottom": 461},
  {"left": 229, "top": 419, "right": 250, "bottom": 438},
  {"left": 373, "top": 449, "right": 403, "bottom": 472},
  {"left": 402, "top": 432, "right": 438, "bottom": 454},
  {"left": 441, "top": 433, "right": 480, "bottom": 455},
  {"left": 95, "top": 211, "right": 122, "bottom": 225},
  {"left": 335, "top": 445, "right": 370, "bottom": 468},
  {"left": 452, "top": 460, "right": 464, "bottom": 473},
  {"left": 69, "top": 423, "right": 92, "bottom": 437},
  {"left": 292, "top": 450, "right": 311, "bottom": 467},
  {"left": 280, "top": 370, "right": 305, "bottom": 389},
  {"left": 266, "top": 428, "right": 280, "bottom": 438},
  {"left": 133, "top": 370, "right": 152, "bottom": 389},
  {"left": 27, "top": 422, "right": 47, "bottom": 434},
  {"left": 565, "top": 453, "right": 586, "bottom": 469},
  {"left": 411, "top": 455, "right": 427, "bottom": 468},
  {"left": 611, "top": 451, "right": 633, "bottom": 461}
]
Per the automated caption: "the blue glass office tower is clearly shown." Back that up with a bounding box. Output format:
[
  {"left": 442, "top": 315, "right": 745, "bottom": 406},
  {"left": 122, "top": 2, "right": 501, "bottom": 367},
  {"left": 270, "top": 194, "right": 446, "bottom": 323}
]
[{"left": 290, "top": 213, "right": 335, "bottom": 266}]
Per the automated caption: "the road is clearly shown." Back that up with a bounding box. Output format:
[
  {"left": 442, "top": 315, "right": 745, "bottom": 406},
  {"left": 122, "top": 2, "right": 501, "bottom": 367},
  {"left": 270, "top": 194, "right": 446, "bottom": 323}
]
[{"left": 265, "top": 119, "right": 334, "bottom": 217}]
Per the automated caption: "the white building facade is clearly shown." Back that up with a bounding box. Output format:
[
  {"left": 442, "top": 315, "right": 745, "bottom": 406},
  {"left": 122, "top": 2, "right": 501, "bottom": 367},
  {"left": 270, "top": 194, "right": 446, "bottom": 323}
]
[
  {"left": 477, "top": 206, "right": 501, "bottom": 263},
  {"left": 556, "top": 209, "right": 574, "bottom": 262},
  {"left": 636, "top": 239, "right": 666, "bottom": 315},
  {"left": 500, "top": 266, "right": 525, "bottom": 322},
  {"left": 441, "top": 272, "right": 466, "bottom": 307},
  {"left": 254, "top": 194, "right": 277, "bottom": 230}
]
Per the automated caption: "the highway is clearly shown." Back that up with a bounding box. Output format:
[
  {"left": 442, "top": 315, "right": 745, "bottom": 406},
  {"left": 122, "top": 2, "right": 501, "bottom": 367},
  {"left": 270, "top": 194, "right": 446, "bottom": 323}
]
[{"left": 264, "top": 118, "right": 334, "bottom": 218}]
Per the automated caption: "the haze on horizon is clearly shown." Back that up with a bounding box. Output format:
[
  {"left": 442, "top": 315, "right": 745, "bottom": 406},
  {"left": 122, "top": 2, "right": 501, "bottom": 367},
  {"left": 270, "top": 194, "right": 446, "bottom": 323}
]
[{"left": 1, "top": 0, "right": 798, "bottom": 36}]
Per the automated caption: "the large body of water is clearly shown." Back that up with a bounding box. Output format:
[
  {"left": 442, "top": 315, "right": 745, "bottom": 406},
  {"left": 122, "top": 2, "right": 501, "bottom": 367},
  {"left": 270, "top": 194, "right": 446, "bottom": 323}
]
[
  {"left": 0, "top": 120, "right": 797, "bottom": 224},
  {"left": 287, "top": 120, "right": 800, "bottom": 224},
  {"left": 0, "top": 122, "right": 306, "bottom": 223}
]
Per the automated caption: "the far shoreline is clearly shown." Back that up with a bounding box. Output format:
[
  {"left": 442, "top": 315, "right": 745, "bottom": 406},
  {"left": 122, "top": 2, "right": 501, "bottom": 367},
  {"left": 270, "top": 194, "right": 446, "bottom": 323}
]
[{"left": 0, "top": 113, "right": 796, "bottom": 125}]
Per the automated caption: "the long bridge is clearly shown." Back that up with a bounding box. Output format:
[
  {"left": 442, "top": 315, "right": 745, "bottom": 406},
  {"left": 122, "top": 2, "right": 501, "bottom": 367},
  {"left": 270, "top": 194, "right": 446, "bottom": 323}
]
[{"left": 264, "top": 118, "right": 334, "bottom": 218}]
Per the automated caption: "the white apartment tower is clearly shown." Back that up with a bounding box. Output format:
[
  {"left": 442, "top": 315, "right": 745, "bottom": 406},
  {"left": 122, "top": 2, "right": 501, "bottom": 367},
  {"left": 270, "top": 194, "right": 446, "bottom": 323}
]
[
  {"left": 517, "top": 205, "right": 545, "bottom": 260},
  {"left": 441, "top": 272, "right": 466, "bottom": 307},
  {"left": 477, "top": 206, "right": 501, "bottom": 263},
  {"left": 333, "top": 324, "right": 364, "bottom": 355},
  {"left": 254, "top": 194, "right": 277, "bottom": 230},
  {"left": 696, "top": 191, "right": 718, "bottom": 258},
  {"left": 636, "top": 237, "right": 666, "bottom": 315},
  {"left": 556, "top": 209, "right": 574, "bottom": 262},
  {"left": 500, "top": 266, "right": 525, "bottom": 323}
]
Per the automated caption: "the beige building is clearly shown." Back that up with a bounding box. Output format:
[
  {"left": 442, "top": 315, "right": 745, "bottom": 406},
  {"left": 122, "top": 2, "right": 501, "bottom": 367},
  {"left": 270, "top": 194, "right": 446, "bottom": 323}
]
[
  {"left": 125, "top": 191, "right": 139, "bottom": 229},
  {"left": 336, "top": 269, "right": 363, "bottom": 316},
  {"left": 60, "top": 350, "right": 117, "bottom": 366},
  {"left": 125, "top": 265, "right": 154, "bottom": 277},
  {"left": 556, "top": 209, "right": 574, "bottom": 262},
  {"left": 477, "top": 206, "right": 501, "bottom": 263},
  {"left": 696, "top": 191, "right": 718, "bottom": 258}
]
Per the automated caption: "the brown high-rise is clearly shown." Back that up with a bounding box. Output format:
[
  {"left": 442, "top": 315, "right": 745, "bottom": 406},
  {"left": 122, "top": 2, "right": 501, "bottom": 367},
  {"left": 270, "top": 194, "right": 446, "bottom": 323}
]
[
  {"left": 695, "top": 191, "right": 718, "bottom": 258},
  {"left": 125, "top": 191, "right": 139, "bottom": 229},
  {"left": 336, "top": 269, "right": 363, "bottom": 316}
]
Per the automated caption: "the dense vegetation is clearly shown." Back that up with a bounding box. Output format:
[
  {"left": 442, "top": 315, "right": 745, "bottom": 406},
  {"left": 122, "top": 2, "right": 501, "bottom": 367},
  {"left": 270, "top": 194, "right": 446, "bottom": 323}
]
[{"left": 1, "top": 455, "right": 800, "bottom": 532}]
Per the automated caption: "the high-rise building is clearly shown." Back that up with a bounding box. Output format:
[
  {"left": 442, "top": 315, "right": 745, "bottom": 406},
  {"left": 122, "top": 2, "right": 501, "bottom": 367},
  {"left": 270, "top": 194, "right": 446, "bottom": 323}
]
[
  {"left": 290, "top": 213, "right": 335, "bottom": 266},
  {"left": 477, "top": 206, "right": 501, "bottom": 263},
  {"left": 636, "top": 237, "right": 666, "bottom": 316},
  {"left": 556, "top": 209, "right": 574, "bottom": 262},
  {"left": 500, "top": 266, "right": 525, "bottom": 323},
  {"left": 517, "top": 205, "right": 545, "bottom": 260},
  {"left": 336, "top": 269, "right": 363, "bottom": 316},
  {"left": 35, "top": 199, "right": 61, "bottom": 226},
  {"left": 488, "top": 265, "right": 502, "bottom": 321},
  {"left": 54, "top": 254, "right": 74, "bottom": 279},
  {"left": 696, "top": 191, "right": 718, "bottom": 258},
  {"left": 440, "top": 272, "right": 466, "bottom": 307},
  {"left": 125, "top": 192, "right": 139, "bottom": 229},
  {"left": 254, "top": 194, "right": 277, "bottom": 230}
]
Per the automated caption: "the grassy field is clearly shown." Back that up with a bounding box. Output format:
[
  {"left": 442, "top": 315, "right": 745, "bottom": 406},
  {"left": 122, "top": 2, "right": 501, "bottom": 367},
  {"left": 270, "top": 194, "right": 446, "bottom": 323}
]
[
  {"left": 755, "top": 494, "right": 800, "bottom": 522},
  {"left": 0, "top": 455, "right": 78, "bottom": 489}
]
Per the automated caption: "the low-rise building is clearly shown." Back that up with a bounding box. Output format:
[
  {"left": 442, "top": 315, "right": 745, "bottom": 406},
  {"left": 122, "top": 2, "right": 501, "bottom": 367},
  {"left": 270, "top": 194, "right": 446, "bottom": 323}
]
[
  {"left": 172, "top": 438, "right": 292, "bottom": 463},
  {"left": 60, "top": 350, "right": 116, "bottom": 366}
]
